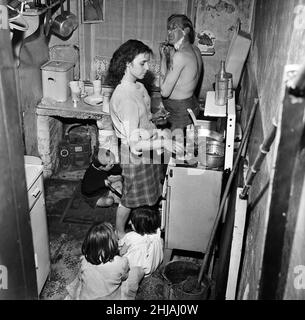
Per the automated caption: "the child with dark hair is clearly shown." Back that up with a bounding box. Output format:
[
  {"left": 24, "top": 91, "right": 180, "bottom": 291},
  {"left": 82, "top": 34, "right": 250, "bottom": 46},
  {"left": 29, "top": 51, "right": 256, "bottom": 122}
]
[
  {"left": 81, "top": 147, "right": 122, "bottom": 208},
  {"left": 65, "top": 222, "right": 129, "bottom": 300},
  {"left": 118, "top": 207, "right": 164, "bottom": 299}
]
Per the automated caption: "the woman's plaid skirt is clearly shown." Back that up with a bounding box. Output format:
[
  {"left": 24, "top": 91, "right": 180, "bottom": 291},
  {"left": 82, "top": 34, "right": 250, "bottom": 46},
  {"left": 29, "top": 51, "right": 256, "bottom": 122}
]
[{"left": 120, "top": 162, "right": 162, "bottom": 208}]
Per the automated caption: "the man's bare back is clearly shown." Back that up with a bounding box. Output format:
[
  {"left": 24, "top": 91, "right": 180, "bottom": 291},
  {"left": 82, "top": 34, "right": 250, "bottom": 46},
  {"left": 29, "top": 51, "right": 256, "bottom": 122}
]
[
  {"left": 168, "top": 44, "right": 203, "bottom": 100},
  {"left": 159, "top": 17, "right": 203, "bottom": 100}
]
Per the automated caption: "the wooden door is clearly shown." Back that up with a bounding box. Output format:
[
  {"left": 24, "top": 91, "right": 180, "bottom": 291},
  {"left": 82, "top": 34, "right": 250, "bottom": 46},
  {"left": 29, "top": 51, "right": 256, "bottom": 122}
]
[{"left": 0, "top": 15, "right": 38, "bottom": 299}]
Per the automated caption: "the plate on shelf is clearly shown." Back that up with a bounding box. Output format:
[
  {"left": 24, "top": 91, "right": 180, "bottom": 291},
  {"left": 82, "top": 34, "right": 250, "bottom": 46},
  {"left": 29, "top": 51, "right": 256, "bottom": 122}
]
[{"left": 83, "top": 95, "right": 103, "bottom": 107}]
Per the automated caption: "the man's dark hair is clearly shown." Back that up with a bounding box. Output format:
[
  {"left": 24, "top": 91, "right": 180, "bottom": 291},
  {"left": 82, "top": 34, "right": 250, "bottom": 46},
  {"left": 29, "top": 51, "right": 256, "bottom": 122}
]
[{"left": 167, "top": 14, "right": 195, "bottom": 44}]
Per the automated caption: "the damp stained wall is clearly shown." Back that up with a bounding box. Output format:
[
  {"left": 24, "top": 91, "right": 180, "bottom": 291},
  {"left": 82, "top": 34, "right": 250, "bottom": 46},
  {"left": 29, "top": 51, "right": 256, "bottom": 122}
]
[
  {"left": 19, "top": 1, "right": 79, "bottom": 156},
  {"left": 18, "top": 27, "right": 49, "bottom": 156},
  {"left": 237, "top": 0, "right": 305, "bottom": 300},
  {"left": 195, "top": 0, "right": 254, "bottom": 98}
]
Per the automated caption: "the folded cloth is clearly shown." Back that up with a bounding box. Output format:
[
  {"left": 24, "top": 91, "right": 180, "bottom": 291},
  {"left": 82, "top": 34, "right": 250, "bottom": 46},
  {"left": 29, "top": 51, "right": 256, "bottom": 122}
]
[{"left": 162, "top": 96, "right": 200, "bottom": 130}]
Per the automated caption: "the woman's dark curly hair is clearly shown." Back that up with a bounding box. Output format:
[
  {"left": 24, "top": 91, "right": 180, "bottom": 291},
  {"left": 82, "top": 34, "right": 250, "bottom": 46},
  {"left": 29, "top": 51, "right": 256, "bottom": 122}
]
[
  {"left": 82, "top": 222, "right": 119, "bottom": 265},
  {"left": 105, "top": 39, "right": 153, "bottom": 88}
]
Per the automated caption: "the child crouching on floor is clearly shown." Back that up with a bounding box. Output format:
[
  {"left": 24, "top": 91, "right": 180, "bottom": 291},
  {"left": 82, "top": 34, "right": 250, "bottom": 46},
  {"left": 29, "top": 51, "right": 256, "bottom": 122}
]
[
  {"left": 119, "top": 207, "right": 164, "bottom": 299},
  {"left": 65, "top": 222, "right": 129, "bottom": 300},
  {"left": 81, "top": 147, "right": 122, "bottom": 208}
]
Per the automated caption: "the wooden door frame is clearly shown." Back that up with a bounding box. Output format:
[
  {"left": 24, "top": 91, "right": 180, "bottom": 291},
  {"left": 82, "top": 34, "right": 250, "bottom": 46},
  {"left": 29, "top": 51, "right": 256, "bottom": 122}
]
[
  {"left": 0, "top": 12, "right": 38, "bottom": 299},
  {"left": 258, "top": 88, "right": 305, "bottom": 299}
]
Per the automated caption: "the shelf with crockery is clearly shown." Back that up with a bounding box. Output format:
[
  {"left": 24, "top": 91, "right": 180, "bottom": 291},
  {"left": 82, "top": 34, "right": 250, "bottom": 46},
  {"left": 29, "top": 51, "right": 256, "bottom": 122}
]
[{"left": 36, "top": 97, "right": 109, "bottom": 120}]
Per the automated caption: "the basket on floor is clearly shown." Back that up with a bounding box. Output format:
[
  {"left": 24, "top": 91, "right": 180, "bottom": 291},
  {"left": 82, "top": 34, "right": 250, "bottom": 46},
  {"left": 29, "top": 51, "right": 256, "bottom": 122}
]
[{"left": 162, "top": 260, "right": 211, "bottom": 300}]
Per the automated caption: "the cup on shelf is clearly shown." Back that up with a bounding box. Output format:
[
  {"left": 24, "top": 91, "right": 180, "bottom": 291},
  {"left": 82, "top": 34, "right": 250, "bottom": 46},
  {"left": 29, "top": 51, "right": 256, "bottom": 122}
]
[
  {"left": 92, "top": 79, "right": 102, "bottom": 96},
  {"left": 69, "top": 81, "right": 81, "bottom": 101}
]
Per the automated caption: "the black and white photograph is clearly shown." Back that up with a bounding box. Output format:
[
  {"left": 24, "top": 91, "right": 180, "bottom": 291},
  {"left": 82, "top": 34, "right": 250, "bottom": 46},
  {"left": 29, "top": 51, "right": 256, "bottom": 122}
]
[
  {"left": 1, "top": 0, "right": 305, "bottom": 306},
  {"left": 81, "top": 0, "right": 105, "bottom": 23}
]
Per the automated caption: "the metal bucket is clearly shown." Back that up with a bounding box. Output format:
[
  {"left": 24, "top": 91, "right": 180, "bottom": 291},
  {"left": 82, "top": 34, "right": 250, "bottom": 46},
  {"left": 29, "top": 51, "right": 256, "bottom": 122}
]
[{"left": 162, "top": 260, "right": 211, "bottom": 300}]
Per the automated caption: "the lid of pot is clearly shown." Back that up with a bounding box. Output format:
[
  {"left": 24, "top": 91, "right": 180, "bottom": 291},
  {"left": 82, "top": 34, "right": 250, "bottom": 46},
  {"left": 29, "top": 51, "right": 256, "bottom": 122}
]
[{"left": 41, "top": 60, "right": 74, "bottom": 72}]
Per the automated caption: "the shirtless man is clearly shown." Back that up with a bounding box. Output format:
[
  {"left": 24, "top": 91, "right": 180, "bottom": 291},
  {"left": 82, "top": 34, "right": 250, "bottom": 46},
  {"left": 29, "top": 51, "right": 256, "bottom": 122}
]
[{"left": 159, "top": 14, "right": 203, "bottom": 130}]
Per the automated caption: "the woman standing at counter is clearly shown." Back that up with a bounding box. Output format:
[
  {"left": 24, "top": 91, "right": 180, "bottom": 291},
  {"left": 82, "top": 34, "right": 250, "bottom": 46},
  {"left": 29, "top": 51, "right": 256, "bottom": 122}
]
[{"left": 106, "top": 39, "right": 183, "bottom": 239}]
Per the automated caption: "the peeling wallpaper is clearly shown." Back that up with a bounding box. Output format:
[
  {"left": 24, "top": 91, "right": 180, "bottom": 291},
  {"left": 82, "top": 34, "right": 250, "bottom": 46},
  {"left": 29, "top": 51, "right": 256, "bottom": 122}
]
[{"left": 195, "top": 0, "right": 254, "bottom": 97}]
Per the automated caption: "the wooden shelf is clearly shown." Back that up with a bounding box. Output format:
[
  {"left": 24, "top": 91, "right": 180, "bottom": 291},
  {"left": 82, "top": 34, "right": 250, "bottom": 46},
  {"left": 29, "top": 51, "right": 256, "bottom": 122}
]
[
  {"left": 23, "top": 1, "right": 61, "bottom": 16},
  {"left": 204, "top": 91, "right": 227, "bottom": 117},
  {"left": 36, "top": 97, "right": 109, "bottom": 120},
  {"left": 204, "top": 91, "right": 236, "bottom": 117}
]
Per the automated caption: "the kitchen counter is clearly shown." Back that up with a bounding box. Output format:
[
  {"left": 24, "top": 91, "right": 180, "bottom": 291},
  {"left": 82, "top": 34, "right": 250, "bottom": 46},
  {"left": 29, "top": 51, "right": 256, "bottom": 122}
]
[{"left": 36, "top": 97, "right": 109, "bottom": 120}]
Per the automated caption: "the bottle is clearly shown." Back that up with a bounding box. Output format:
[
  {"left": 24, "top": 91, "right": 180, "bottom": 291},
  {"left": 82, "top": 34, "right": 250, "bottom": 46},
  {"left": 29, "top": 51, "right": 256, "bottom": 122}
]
[{"left": 215, "top": 60, "right": 228, "bottom": 106}]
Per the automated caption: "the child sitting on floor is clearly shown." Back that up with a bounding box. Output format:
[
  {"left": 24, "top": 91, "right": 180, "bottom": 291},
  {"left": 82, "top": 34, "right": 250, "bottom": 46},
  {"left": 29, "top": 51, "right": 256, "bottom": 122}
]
[
  {"left": 65, "top": 222, "right": 129, "bottom": 300},
  {"left": 81, "top": 147, "right": 122, "bottom": 208},
  {"left": 119, "top": 207, "right": 164, "bottom": 299}
]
